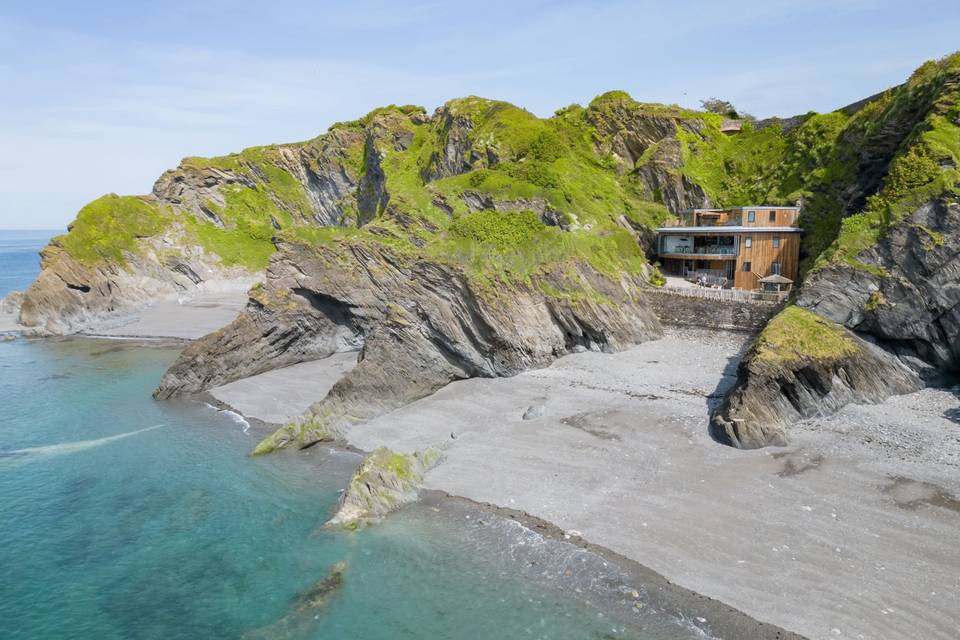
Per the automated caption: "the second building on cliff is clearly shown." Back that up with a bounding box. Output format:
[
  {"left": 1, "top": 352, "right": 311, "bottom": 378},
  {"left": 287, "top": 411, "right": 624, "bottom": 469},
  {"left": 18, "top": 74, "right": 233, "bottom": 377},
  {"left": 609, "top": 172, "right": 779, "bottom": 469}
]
[{"left": 655, "top": 206, "right": 802, "bottom": 290}]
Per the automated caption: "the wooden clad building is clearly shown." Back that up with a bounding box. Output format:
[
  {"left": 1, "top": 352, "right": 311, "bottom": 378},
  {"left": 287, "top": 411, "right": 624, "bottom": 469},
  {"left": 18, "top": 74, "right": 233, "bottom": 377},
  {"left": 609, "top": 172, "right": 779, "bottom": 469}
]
[{"left": 656, "top": 206, "right": 802, "bottom": 290}]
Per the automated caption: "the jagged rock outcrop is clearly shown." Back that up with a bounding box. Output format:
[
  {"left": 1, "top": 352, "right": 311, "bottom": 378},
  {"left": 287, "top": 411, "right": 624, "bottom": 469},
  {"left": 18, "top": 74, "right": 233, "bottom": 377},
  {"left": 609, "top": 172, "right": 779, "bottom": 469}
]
[
  {"left": 711, "top": 54, "right": 960, "bottom": 447},
  {"left": 632, "top": 138, "right": 712, "bottom": 214},
  {"left": 155, "top": 232, "right": 663, "bottom": 450},
  {"left": 717, "top": 193, "right": 960, "bottom": 450},
  {"left": 325, "top": 448, "right": 440, "bottom": 529},
  {"left": 19, "top": 127, "right": 366, "bottom": 336},
  {"left": 155, "top": 283, "right": 362, "bottom": 396},
  {"left": 586, "top": 93, "right": 712, "bottom": 212},
  {"left": 420, "top": 100, "right": 499, "bottom": 180},
  {"left": 1, "top": 291, "right": 22, "bottom": 315},
  {"left": 711, "top": 307, "right": 922, "bottom": 448},
  {"left": 459, "top": 191, "right": 567, "bottom": 228},
  {"left": 799, "top": 194, "right": 960, "bottom": 377},
  {"left": 17, "top": 223, "right": 257, "bottom": 335}
]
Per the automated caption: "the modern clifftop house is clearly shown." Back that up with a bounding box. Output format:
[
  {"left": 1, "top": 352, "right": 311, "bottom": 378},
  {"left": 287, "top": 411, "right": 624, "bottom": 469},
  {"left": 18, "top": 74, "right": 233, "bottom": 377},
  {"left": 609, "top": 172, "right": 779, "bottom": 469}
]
[{"left": 656, "top": 206, "right": 802, "bottom": 290}]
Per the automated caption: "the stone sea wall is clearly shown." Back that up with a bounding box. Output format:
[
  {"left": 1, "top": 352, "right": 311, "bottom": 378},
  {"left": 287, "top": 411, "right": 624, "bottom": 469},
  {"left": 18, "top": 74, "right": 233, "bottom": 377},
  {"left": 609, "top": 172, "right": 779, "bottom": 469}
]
[{"left": 645, "top": 289, "right": 784, "bottom": 333}]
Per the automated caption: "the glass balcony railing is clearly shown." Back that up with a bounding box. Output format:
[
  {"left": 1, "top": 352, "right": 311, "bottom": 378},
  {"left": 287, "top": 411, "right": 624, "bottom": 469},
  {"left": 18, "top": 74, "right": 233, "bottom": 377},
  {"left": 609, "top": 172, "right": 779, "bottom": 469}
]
[{"left": 661, "top": 246, "right": 737, "bottom": 255}]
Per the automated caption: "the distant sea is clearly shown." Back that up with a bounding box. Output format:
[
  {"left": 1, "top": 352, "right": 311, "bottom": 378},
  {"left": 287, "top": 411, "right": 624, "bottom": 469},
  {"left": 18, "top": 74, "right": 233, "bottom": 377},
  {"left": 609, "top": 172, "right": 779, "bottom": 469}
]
[
  {"left": 0, "top": 229, "right": 59, "bottom": 298},
  {"left": 0, "top": 228, "right": 705, "bottom": 639}
]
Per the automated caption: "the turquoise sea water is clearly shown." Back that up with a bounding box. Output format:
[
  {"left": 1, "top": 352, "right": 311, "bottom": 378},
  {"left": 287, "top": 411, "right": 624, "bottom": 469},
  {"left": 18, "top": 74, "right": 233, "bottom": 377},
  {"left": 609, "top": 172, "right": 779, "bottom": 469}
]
[
  {"left": 0, "top": 229, "right": 59, "bottom": 297},
  {"left": 0, "top": 232, "right": 707, "bottom": 639}
]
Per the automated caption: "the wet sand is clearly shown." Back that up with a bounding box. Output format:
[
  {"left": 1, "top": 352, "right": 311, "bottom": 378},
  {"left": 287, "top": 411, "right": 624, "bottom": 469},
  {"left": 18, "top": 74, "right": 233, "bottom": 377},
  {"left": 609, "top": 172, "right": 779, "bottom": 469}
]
[
  {"left": 0, "top": 288, "right": 251, "bottom": 340},
  {"left": 83, "top": 290, "right": 251, "bottom": 340},
  {"left": 211, "top": 329, "right": 960, "bottom": 640},
  {"left": 211, "top": 351, "right": 359, "bottom": 425}
]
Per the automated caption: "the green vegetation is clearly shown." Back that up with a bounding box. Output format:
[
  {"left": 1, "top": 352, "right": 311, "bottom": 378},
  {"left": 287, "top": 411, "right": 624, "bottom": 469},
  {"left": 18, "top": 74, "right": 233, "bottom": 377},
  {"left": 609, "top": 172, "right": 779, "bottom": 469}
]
[
  {"left": 53, "top": 52, "right": 960, "bottom": 296},
  {"left": 425, "top": 209, "right": 648, "bottom": 289},
  {"left": 809, "top": 52, "right": 960, "bottom": 274},
  {"left": 55, "top": 195, "right": 172, "bottom": 265},
  {"left": 328, "top": 104, "right": 426, "bottom": 131},
  {"left": 178, "top": 144, "right": 320, "bottom": 269},
  {"left": 913, "top": 223, "right": 945, "bottom": 249},
  {"left": 754, "top": 306, "right": 860, "bottom": 365},
  {"left": 865, "top": 291, "right": 888, "bottom": 311}
]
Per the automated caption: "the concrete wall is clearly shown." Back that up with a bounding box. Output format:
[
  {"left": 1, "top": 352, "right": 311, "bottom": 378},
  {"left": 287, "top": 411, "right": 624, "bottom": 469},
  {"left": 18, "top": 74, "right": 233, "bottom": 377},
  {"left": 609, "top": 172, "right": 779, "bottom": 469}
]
[{"left": 646, "top": 289, "right": 783, "bottom": 333}]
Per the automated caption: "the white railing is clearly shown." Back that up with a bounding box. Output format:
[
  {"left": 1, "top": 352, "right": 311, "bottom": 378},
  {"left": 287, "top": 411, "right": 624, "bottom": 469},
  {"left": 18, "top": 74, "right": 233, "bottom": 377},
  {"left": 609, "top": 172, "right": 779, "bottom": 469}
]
[
  {"left": 650, "top": 286, "right": 789, "bottom": 305},
  {"left": 683, "top": 268, "right": 727, "bottom": 280}
]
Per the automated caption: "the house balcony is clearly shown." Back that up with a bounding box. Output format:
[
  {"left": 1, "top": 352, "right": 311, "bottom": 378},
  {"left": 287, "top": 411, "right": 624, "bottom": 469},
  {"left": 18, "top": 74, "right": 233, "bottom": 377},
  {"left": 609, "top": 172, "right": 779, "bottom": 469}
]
[
  {"left": 657, "top": 233, "right": 739, "bottom": 259},
  {"left": 657, "top": 246, "right": 738, "bottom": 259}
]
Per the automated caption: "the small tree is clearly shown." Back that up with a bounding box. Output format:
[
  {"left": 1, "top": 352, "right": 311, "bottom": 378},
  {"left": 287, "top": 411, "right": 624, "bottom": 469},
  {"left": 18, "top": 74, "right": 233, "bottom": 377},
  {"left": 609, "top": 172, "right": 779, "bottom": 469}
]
[{"left": 700, "top": 98, "right": 740, "bottom": 119}]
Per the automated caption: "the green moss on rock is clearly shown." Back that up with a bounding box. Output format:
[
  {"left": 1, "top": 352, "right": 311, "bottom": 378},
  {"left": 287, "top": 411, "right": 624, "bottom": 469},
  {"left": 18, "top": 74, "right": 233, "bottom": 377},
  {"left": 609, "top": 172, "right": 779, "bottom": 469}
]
[
  {"left": 55, "top": 195, "right": 172, "bottom": 266},
  {"left": 325, "top": 447, "right": 441, "bottom": 529},
  {"left": 47, "top": 52, "right": 960, "bottom": 301},
  {"left": 865, "top": 291, "right": 888, "bottom": 311},
  {"left": 754, "top": 306, "right": 860, "bottom": 365}
]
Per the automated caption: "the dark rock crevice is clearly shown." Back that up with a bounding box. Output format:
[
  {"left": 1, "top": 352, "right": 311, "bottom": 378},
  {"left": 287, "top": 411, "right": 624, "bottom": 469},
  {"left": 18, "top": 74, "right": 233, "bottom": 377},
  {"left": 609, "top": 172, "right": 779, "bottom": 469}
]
[
  {"left": 711, "top": 330, "right": 923, "bottom": 449},
  {"left": 156, "top": 241, "right": 662, "bottom": 451},
  {"left": 800, "top": 194, "right": 960, "bottom": 375}
]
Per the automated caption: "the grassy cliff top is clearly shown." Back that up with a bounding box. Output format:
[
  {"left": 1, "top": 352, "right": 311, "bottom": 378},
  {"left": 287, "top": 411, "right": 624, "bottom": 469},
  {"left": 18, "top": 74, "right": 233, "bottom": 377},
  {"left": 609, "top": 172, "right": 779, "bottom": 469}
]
[
  {"left": 49, "top": 52, "right": 960, "bottom": 291},
  {"left": 754, "top": 306, "right": 860, "bottom": 365}
]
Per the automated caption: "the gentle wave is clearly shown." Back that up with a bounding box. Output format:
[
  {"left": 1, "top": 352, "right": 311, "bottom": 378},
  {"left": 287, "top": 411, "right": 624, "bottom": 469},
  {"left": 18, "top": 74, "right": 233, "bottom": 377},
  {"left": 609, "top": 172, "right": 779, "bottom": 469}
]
[{"left": 203, "top": 402, "right": 251, "bottom": 433}]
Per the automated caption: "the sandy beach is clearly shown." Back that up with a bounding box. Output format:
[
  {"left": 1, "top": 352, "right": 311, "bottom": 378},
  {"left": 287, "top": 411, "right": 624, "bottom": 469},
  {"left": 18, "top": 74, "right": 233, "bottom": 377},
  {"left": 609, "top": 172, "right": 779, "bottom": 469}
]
[
  {"left": 211, "top": 328, "right": 960, "bottom": 640},
  {"left": 82, "top": 290, "right": 251, "bottom": 340},
  {"left": 0, "top": 289, "right": 251, "bottom": 340}
]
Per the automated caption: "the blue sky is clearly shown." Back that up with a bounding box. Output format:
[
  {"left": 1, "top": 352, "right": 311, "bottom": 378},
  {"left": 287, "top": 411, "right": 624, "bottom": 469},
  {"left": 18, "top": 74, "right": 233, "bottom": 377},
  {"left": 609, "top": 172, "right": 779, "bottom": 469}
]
[{"left": 1, "top": 1, "right": 958, "bottom": 229}]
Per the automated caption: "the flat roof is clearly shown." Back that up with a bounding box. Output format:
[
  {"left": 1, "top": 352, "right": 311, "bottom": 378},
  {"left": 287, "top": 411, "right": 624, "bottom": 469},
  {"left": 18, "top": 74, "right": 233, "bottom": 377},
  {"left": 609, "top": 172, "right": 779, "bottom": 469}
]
[
  {"left": 657, "top": 226, "right": 802, "bottom": 233},
  {"left": 680, "top": 205, "right": 800, "bottom": 213},
  {"left": 728, "top": 205, "right": 800, "bottom": 211}
]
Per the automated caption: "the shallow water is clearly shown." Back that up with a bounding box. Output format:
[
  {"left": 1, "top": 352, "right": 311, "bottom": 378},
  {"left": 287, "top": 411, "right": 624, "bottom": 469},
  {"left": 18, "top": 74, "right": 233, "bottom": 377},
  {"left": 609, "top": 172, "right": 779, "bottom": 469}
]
[
  {"left": 0, "top": 229, "right": 710, "bottom": 639},
  {"left": 0, "top": 338, "right": 712, "bottom": 639}
]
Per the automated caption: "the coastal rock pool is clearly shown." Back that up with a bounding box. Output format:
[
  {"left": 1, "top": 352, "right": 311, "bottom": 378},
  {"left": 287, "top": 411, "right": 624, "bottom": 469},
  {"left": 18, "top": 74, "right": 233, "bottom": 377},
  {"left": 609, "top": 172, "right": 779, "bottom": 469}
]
[{"left": 0, "top": 338, "right": 711, "bottom": 639}]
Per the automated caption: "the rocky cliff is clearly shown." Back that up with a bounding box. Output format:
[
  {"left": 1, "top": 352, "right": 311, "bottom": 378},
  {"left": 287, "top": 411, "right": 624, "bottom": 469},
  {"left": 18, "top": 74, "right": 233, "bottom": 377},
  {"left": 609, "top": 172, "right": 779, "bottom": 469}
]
[
  {"left": 711, "top": 307, "right": 922, "bottom": 448},
  {"left": 151, "top": 95, "right": 731, "bottom": 449},
  {"left": 22, "top": 52, "right": 960, "bottom": 450},
  {"left": 156, "top": 223, "right": 663, "bottom": 451},
  {"left": 19, "top": 127, "right": 367, "bottom": 334},
  {"left": 799, "top": 195, "right": 960, "bottom": 377},
  {"left": 712, "top": 53, "right": 960, "bottom": 447},
  {"left": 22, "top": 93, "right": 733, "bottom": 335}
]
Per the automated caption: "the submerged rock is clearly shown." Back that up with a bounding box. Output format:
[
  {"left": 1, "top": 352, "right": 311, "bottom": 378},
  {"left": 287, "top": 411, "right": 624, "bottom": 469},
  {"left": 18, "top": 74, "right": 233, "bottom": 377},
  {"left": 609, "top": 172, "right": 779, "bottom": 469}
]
[
  {"left": 326, "top": 447, "right": 440, "bottom": 529},
  {"left": 241, "top": 561, "right": 347, "bottom": 640},
  {"left": 0, "top": 290, "right": 22, "bottom": 315}
]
